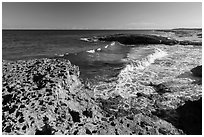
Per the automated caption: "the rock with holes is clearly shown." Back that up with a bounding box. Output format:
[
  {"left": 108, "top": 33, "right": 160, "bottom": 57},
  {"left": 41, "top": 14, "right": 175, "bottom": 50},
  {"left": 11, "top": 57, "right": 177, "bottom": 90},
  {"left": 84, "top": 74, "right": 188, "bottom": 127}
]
[
  {"left": 2, "top": 59, "right": 99, "bottom": 135},
  {"left": 2, "top": 58, "right": 202, "bottom": 135}
]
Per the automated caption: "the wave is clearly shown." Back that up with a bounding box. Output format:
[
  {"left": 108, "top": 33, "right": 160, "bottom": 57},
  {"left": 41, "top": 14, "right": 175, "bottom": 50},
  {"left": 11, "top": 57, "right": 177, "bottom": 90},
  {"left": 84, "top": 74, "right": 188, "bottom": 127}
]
[
  {"left": 93, "top": 47, "right": 168, "bottom": 98},
  {"left": 85, "top": 41, "right": 121, "bottom": 54},
  {"left": 54, "top": 54, "right": 65, "bottom": 57},
  {"left": 86, "top": 49, "right": 95, "bottom": 53},
  {"left": 80, "top": 38, "right": 90, "bottom": 42},
  {"left": 96, "top": 48, "right": 102, "bottom": 51},
  {"left": 80, "top": 37, "right": 98, "bottom": 42},
  {"left": 123, "top": 47, "right": 167, "bottom": 71},
  {"left": 105, "top": 45, "right": 109, "bottom": 48},
  {"left": 114, "top": 47, "right": 167, "bottom": 97}
]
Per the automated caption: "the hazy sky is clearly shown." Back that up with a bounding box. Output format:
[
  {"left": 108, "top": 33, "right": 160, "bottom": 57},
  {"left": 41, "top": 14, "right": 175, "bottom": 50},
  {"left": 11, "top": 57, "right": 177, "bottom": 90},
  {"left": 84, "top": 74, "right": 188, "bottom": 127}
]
[{"left": 2, "top": 2, "right": 202, "bottom": 29}]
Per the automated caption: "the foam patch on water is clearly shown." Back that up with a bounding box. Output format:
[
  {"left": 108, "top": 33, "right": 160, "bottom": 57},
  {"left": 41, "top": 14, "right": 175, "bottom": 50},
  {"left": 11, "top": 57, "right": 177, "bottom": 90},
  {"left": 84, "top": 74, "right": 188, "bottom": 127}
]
[
  {"left": 93, "top": 46, "right": 168, "bottom": 98},
  {"left": 123, "top": 47, "right": 168, "bottom": 71},
  {"left": 114, "top": 47, "right": 168, "bottom": 97},
  {"left": 80, "top": 38, "right": 90, "bottom": 42},
  {"left": 80, "top": 37, "right": 98, "bottom": 42},
  {"left": 86, "top": 49, "right": 95, "bottom": 53},
  {"left": 93, "top": 44, "right": 202, "bottom": 104}
]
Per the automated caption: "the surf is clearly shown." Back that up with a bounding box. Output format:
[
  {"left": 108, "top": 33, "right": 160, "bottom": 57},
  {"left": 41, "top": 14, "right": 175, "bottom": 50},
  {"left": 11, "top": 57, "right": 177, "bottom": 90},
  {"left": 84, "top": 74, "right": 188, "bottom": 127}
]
[{"left": 93, "top": 46, "right": 168, "bottom": 98}]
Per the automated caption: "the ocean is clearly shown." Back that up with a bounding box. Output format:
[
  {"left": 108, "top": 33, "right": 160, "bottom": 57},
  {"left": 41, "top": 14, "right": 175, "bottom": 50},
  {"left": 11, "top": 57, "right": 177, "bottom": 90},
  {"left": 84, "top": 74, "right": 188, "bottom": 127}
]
[
  {"left": 2, "top": 29, "right": 201, "bottom": 85},
  {"left": 2, "top": 30, "right": 161, "bottom": 83},
  {"left": 2, "top": 30, "right": 160, "bottom": 60},
  {"left": 2, "top": 29, "right": 202, "bottom": 135}
]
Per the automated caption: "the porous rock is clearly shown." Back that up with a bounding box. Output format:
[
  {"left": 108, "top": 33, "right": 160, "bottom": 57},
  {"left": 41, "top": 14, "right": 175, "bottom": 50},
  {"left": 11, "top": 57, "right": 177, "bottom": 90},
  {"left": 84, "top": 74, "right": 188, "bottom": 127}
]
[{"left": 2, "top": 58, "right": 201, "bottom": 135}]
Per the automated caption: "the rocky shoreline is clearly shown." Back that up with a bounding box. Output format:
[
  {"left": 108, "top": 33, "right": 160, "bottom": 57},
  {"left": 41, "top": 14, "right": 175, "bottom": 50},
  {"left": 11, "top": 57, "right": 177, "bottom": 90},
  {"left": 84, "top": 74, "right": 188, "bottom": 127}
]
[
  {"left": 97, "top": 34, "right": 202, "bottom": 46},
  {"left": 2, "top": 58, "right": 202, "bottom": 135}
]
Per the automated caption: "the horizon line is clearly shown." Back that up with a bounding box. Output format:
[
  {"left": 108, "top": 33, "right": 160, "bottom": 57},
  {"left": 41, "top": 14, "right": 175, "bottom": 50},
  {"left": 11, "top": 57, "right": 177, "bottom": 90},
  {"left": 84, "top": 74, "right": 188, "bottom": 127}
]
[{"left": 2, "top": 27, "right": 202, "bottom": 30}]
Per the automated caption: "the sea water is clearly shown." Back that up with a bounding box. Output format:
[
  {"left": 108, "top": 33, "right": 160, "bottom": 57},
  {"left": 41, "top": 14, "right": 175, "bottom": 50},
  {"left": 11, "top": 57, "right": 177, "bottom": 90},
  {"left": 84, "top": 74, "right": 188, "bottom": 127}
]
[{"left": 3, "top": 29, "right": 201, "bottom": 85}]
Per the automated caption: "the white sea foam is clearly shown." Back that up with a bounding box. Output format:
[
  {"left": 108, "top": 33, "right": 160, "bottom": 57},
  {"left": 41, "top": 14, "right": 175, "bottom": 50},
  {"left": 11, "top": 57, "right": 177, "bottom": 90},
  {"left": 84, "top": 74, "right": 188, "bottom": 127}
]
[
  {"left": 58, "top": 54, "right": 64, "bottom": 57},
  {"left": 55, "top": 53, "right": 65, "bottom": 57},
  {"left": 80, "top": 37, "right": 98, "bottom": 42},
  {"left": 105, "top": 45, "right": 109, "bottom": 48},
  {"left": 113, "top": 47, "right": 168, "bottom": 98},
  {"left": 110, "top": 42, "right": 116, "bottom": 46},
  {"left": 93, "top": 47, "right": 168, "bottom": 98},
  {"left": 86, "top": 49, "right": 95, "bottom": 53},
  {"left": 96, "top": 48, "right": 102, "bottom": 51},
  {"left": 93, "top": 39, "right": 98, "bottom": 42},
  {"left": 121, "top": 47, "right": 167, "bottom": 73},
  {"left": 80, "top": 38, "right": 90, "bottom": 42}
]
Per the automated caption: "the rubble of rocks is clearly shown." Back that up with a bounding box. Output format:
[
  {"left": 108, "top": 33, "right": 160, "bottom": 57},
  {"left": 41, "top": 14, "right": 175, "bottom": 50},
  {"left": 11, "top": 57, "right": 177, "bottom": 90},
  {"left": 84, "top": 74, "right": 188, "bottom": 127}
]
[{"left": 2, "top": 58, "right": 202, "bottom": 135}]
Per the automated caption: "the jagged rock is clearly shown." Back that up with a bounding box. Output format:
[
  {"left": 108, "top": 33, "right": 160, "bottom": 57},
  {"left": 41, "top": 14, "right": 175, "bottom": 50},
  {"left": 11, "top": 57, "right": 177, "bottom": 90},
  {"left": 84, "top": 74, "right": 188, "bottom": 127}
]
[
  {"left": 191, "top": 65, "right": 202, "bottom": 77},
  {"left": 149, "top": 82, "right": 174, "bottom": 95},
  {"left": 2, "top": 59, "right": 99, "bottom": 135},
  {"left": 152, "top": 98, "right": 202, "bottom": 135},
  {"left": 2, "top": 58, "right": 202, "bottom": 135}
]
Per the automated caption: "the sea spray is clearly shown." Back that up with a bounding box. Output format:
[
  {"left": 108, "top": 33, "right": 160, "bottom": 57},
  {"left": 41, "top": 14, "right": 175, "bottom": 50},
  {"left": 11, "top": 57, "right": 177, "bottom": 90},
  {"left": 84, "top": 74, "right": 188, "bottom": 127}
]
[
  {"left": 86, "top": 49, "right": 95, "bottom": 53},
  {"left": 115, "top": 47, "right": 168, "bottom": 98},
  {"left": 94, "top": 47, "right": 168, "bottom": 98},
  {"left": 122, "top": 48, "right": 168, "bottom": 71}
]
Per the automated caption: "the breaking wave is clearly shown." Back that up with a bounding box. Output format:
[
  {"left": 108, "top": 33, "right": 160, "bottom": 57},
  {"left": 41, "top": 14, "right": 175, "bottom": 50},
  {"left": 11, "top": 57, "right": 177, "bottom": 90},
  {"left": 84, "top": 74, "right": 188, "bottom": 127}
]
[
  {"left": 94, "top": 47, "right": 168, "bottom": 98},
  {"left": 80, "top": 37, "right": 98, "bottom": 42},
  {"left": 122, "top": 47, "right": 167, "bottom": 71},
  {"left": 86, "top": 49, "right": 95, "bottom": 53},
  {"left": 114, "top": 47, "right": 167, "bottom": 97}
]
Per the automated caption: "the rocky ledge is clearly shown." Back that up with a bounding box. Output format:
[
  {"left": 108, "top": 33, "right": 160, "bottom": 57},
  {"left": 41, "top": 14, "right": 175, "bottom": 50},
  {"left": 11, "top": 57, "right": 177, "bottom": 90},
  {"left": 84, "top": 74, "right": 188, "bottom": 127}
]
[
  {"left": 2, "top": 58, "right": 202, "bottom": 135},
  {"left": 98, "top": 34, "right": 202, "bottom": 46}
]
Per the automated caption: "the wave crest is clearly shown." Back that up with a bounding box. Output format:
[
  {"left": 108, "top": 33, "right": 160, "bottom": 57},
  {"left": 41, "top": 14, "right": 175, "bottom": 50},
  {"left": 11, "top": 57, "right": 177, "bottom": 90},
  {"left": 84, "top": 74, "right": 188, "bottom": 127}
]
[
  {"left": 94, "top": 47, "right": 168, "bottom": 98},
  {"left": 115, "top": 47, "right": 167, "bottom": 97}
]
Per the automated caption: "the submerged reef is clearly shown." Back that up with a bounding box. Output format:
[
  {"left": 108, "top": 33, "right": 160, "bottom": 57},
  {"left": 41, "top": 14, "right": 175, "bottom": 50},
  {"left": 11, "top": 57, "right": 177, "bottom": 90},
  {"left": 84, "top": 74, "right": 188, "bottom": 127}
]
[{"left": 2, "top": 57, "right": 202, "bottom": 135}]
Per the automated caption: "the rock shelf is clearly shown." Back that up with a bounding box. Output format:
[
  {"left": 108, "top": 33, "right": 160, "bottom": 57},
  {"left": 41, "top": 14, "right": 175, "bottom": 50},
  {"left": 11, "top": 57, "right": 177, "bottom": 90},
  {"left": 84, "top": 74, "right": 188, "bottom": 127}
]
[{"left": 2, "top": 58, "right": 202, "bottom": 135}]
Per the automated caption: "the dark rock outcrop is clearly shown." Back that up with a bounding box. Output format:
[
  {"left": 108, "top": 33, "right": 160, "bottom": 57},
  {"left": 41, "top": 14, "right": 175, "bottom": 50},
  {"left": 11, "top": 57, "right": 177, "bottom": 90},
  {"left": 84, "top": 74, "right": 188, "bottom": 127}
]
[
  {"left": 97, "top": 33, "right": 202, "bottom": 46},
  {"left": 176, "top": 98, "right": 202, "bottom": 135},
  {"left": 179, "top": 40, "right": 202, "bottom": 46},
  {"left": 152, "top": 98, "right": 202, "bottom": 135},
  {"left": 191, "top": 65, "right": 202, "bottom": 77},
  {"left": 149, "top": 82, "right": 174, "bottom": 95},
  {"left": 98, "top": 34, "right": 179, "bottom": 45}
]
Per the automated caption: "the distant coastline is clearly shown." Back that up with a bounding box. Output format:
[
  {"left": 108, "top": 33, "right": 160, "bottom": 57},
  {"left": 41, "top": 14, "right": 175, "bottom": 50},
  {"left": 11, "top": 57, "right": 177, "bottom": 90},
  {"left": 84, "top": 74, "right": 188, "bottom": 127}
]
[{"left": 2, "top": 27, "right": 202, "bottom": 31}]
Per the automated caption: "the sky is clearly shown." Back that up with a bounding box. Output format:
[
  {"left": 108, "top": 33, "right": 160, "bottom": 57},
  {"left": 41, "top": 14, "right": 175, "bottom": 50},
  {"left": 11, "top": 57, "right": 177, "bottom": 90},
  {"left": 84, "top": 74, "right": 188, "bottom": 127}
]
[{"left": 2, "top": 2, "right": 202, "bottom": 29}]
